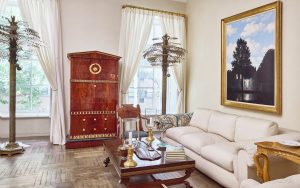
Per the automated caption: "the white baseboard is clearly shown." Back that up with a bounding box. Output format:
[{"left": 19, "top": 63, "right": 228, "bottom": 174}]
[{"left": 0, "top": 133, "right": 50, "bottom": 138}]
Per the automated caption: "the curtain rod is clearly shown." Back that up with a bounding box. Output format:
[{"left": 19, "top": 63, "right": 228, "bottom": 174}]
[{"left": 122, "top": 5, "right": 186, "bottom": 18}]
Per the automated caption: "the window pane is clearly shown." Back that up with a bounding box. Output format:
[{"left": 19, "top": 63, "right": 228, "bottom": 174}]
[
  {"left": 0, "top": 0, "right": 51, "bottom": 116},
  {"left": 32, "top": 86, "right": 51, "bottom": 113},
  {"left": 16, "top": 60, "right": 32, "bottom": 85},
  {"left": 167, "top": 70, "right": 179, "bottom": 114},
  {"left": 16, "top": 86, "right": 31, "bottom": 111},
  {"left": 127, "top": 17, "right": 178, "bottom": 115},
  {"left": 31, "top": 61, "right": 48, "bottom": 85}
]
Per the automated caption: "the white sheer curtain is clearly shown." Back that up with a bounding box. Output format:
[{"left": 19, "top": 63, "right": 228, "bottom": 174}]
[
  {"left": 18, "top": 0, "right": 66, "bottom": 145},
  {"left": 0, "top": 0, "right": 7, "bottom": 15},
  {"left": 159, "top": 14, "right": 186, "bottom": 113},
  {"left": 119, "top": 8, "right": 154, "bottom": 104}
]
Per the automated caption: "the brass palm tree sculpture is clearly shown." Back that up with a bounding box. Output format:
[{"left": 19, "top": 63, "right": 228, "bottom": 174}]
[
  {"left": 0, "top": 16, "right": 42, "bottom": 156},
  {"left": 143, "top": 34, "right": 186, "bottom": 114}
]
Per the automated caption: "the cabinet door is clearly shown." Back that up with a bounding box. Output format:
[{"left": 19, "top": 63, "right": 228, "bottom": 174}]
[
  {"left": 71, "top": 59, "right": 118, "bottom": 81},
  {"left": 70, "top": 116, "right": 89, "bottom": 136},
  {"left": 71, "top": 83, "right": 117, "bottom": 111},
  {"left": 94, "top": 83, "right": 118, "bottom": 111},
  {"left": 103, "top": 114, "right": 117, "bottom": 134}
]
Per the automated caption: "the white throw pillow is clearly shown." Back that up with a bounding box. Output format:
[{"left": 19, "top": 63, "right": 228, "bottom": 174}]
[
  {"left": 189, "top": 108, "right": 213, "bottom": 131},
  {"left": 234, "top": 116, "right": 278, "bottom": 142},
  {"left": 208, "top": 111, "right": 238, "bottom": 141}
]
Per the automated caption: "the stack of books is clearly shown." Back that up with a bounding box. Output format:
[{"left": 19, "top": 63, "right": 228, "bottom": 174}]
[{"left": 165, "top": 144, "right": 186, "bottom": 161}]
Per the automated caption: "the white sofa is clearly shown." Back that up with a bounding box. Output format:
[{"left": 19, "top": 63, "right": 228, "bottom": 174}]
[
  {"left": 161, "top": 108, "right": 300, "bottom": 188},
  {"left": 240, "top": 174, "right": 300, "bottom": 188}
]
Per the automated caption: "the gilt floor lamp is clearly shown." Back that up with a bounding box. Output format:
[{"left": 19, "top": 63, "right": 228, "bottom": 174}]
[
  {"left": 143, "top": 34, "right": 186, "bottom": 115},
  {"left": 0, "top": 16, "right": 42, "bottom": 156}
]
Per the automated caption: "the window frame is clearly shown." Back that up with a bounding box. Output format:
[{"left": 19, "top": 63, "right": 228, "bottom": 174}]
[
  {"left": 0, "top": 0, "right": 51, "bottom": 118},
  {"left": 127, "top": 16, "right": 179, "bottom": 115}
]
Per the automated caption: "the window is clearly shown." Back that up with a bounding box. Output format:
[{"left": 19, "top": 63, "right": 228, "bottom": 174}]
[
  {"left": 127, "top": 17, "right": 179, "bottom": 115},
  {"left": 0, "top": 0, "right": 50, "bottom": 117}
]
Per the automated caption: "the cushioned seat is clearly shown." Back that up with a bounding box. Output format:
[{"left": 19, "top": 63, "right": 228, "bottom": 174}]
[
  {"left": 165, "top": 126, "right": 204, "bottom": 142},
  {"left": 200, "top": 142, "right": 240, "bottom": 172},
  {"left": 180, "top": 132, "right": 229, "bottom": 155},
  {"left": 160, "top": 108, "right": 295, "bottom": 188}
]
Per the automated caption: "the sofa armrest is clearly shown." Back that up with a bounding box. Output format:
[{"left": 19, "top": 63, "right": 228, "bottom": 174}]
[
  {"left": 240, "top": 179, "right": 260, "bottom": 188},
  {"left": 235, "top": 132, "right": 300, "bottom": 183},
  {"left": 155, "top": 112, "right": 193, "bottom": 132},
  {"left": 237, "top": 132, "right": 300, "bottom": 163}
]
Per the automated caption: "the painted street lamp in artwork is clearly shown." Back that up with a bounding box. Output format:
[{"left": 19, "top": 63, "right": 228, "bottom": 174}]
[
  {"left": 0, "top": 16, "right": 42, "bottom": 156},
  {"left": 143, "top": 34, "right": 186, "bottom": 115}
]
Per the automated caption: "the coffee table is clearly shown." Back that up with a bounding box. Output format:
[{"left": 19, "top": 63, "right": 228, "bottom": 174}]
[{"left": 103, "top": 137, "right": 195, "bottom": 188}]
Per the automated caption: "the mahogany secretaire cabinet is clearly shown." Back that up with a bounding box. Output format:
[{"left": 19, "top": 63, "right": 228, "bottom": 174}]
[{"left": 66, "top": 51, "right": 121, "bottom": 149}]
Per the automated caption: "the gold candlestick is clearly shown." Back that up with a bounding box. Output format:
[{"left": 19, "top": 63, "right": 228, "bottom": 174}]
[
  {"left": 124, "top": 144, "right": 137, "bottom": 167},
  {"left": 146, "top": 128, "right": 154, "bottom": 142}
]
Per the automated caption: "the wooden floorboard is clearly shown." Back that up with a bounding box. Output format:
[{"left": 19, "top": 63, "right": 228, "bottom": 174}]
[{"left": 0, "top": 137, "right": 223, "bottom": 188}]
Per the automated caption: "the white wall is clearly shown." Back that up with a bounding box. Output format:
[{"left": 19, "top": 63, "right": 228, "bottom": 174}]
[
  {"left": 0, "top": 0, "right": 186, "bottom": 138},
  {"left": 0, "top": 118, "right": 50, "bottom": 138},
  {"left": 186, "top": 0, "right": 300, "bottom": 131},
  {"left": 61, "top": 0, "right": 186, "bottom": 133}
]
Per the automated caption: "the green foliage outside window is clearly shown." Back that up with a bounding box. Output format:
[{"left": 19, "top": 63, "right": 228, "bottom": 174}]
[
  {"left": 0, "top": 0, "right": 50, "bottom": 115},
  {"left": 0, "top": 57, "right": 50, "bottom": 113}
]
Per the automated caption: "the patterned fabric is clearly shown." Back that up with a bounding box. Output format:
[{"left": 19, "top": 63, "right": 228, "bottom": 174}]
[{"left": 154, "top": 113, "right": 193, "bottom": 132}]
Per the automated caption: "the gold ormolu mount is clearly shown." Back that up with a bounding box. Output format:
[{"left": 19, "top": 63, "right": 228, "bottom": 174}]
[
  {"left": 124, "top": 144, "right": 137, "bottom": 167},
  {"left": 146, "top": 128, "right": 154, "bottom": 142}
]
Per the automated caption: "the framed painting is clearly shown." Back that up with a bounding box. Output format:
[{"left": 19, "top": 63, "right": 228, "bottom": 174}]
[{"left": 221, "top": 1, "right": 282, "bottom": 114}]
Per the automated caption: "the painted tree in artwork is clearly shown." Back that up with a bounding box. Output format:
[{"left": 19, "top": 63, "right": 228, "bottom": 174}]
[
  {"left": 231, "top": 38, "right": 255, "bottom": 95},
  {"left": 256, "top": 49, "right": 275, "bottom": 105}
]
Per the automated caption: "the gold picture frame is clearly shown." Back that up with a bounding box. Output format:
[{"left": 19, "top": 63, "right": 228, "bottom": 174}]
[{"left": 221, "top": 1, "right": 282, "bottom": 114}]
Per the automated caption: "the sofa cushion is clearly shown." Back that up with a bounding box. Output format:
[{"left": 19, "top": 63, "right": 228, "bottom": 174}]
[
  {"left": 201, "top": 142, "right": 240, "bottom": 172},
  {"left": 235, "top": 116, "right": 278, "bottom": 142},
  {"left": 165, "top": 126, "right": 204, "bottom": 143},
  {"left": 179, "top": 132, "right": 228, "bottom": 155},
  {"left": 241, "top": 174, "right": 300, "bottom": 188},
  {"left": 189, "top": 108, "right": 212, "bottom": 131},
  {"left": 208, "top": 111, "right": 238, "bottom": 141}
]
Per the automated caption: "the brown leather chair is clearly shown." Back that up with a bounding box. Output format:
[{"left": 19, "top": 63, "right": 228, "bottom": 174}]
[{"left": 117, "top": 104, "right": 148, "bottom": 139}]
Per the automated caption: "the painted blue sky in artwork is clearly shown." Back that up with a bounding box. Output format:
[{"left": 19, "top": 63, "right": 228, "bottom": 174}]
[{"left": 226, "top": 10, "right": 275, "bottom": 70}]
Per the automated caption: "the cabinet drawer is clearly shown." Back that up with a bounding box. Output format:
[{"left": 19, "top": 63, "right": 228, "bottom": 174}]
[
  {"left": 70, "top": 114, "right": 117, "bottom": 136},
  {"left": 102, "top": 115, "right": 117, "bottom": 133},
  {"left": 87, "top": 115, "right": 104, "bottom": 134},
  {"left": 70, "top": 116, "right": 89, "bottom": 135}
]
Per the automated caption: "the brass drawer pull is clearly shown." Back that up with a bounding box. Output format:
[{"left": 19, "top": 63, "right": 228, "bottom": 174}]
[
  {"left": 104, "top": 128, "right": 107, "bottom": 131},
  {"left": 104, "top": 118, "right": 107, "bottom": 121},
  {"left": 82, "top": 119, "right": 86, "bottom": 122},
  {"left": 83, "top": 128, "right": 86, "bottom": 131},
  {"left": 94, "top": 128, "right": 97, "bottom": 131},
  {"left": 94, "top": 118, "right": 97, "bottom": 121},
  {"left": 94, "top": 84, "right": 97, "bottom": 88}
]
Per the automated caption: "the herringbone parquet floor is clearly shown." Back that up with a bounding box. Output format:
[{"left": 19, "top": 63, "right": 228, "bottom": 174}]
[{"left": 0, "top": 137, "right": 222, "bottom": 188}]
